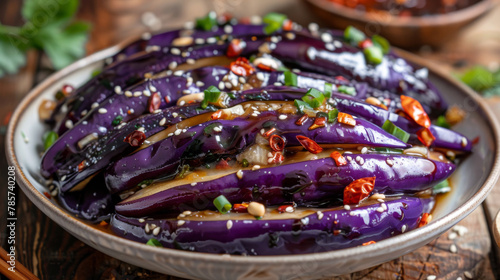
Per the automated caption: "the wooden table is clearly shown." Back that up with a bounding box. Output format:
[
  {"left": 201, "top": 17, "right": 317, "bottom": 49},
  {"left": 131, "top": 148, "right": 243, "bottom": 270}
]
[{"left": 1, "top": 0, "right": 499, "bottom": 279}]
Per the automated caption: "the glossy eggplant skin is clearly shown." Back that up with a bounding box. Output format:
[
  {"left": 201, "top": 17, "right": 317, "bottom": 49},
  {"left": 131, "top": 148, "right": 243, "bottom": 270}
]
[
  {"left": 105, "top": 111, "right": 409, "bottom": 194},
  {"left": 111, "top": 197, "right": 433, "bottom": 255},
  {"left": 115, "top": 154, "right": 453, "bottom": 217}
]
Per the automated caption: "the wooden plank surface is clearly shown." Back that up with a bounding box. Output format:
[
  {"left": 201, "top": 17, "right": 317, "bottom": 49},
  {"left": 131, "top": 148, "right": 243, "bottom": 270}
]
[{"left": 0, "top": 0, "right": 499, "bottom": 279}]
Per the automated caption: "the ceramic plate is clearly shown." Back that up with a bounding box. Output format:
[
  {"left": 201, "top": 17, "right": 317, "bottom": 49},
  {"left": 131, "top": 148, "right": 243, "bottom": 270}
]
[{"left": 6, "top": 44, "right": 500, "bottom": 279}]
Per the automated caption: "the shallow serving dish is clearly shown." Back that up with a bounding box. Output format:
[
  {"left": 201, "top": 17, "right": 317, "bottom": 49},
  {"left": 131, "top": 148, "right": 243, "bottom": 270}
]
[
  {"left": 5, "top": 38, "right": 500, "bottom": 279},
  {"left": 304, "top": 0, "right": 494, "bottom": 49}
]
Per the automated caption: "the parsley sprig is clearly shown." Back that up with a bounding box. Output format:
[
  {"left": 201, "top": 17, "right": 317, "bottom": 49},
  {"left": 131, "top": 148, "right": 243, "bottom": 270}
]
[{"left": 0, "top": 0, "right": 91, "bottom": 77}]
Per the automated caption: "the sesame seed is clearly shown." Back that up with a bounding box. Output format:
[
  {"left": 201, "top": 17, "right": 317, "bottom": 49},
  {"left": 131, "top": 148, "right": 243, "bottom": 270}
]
[
  {"left": 81, "top": 110, "right": 87, "bottom": 116},
  {"left": 65, "top": 119, "right": 73, "bottom": 129},
  {"left": 174, "top": 129, "right": 182, "bottom": 135},
  {"left": 137, "top": 127, "right": 145, "bottom": 132},
  {"left": 167, "top": 133, "right": 173, "bottom": 137},
  {"left": 138, "top": 218, "right": 145, "bottom": 223},
  {"left": 333, "top": 40, "right": 342, "bottom": 48},
  {"left": 464, "top": 271, "right": 473, "bottom": 279},
  {"left": 317, "top": 211, "right": 324, "bottom": 220},
  {"left": 149, "top": 85, "right": 157, "bottom": 92},
  {"left": 177, "top": 220, "right": 185, "bottom": 226},
  {"left": 179, "top": 100, "right": 185, "bottom": 106},
  {"left": 346, "top": 156, "right": 352, "bottom": 161},
  {"left": 256, "top": 72, "right": 265, "bottom": 81},
  {"left": 231, "top": 79, "right": 238, "bottom": 87},
  {"left": 141, "top": 184, "right": 147, "bottom": 188},
  {"left": 98, "top": 108, "right": 108, "bottom": 114},
  {"left": 152, "top": 227, "right": 160, "bottom": 236},
  {"left": 178, "top": 214, "right": 185, "bottom": 218},
  {"left": 182, "top": 211, "right": 192, "bottom": 215},
  {"left": 361, "top": 147, "right": 368, "bottom": 154},
  {"left": 285, "top": 206, "right": 294, "bottom": 213},
  {"left": 238, "top": 77, "right": 246, "bottom": 84},
  {"left": 213, "top": 126, "right": 222, "bottom": 132},
  {"left": 267, "top": 152, "right": 273, "bottom": 157},
  {"left": 91, "top": 102, "right": 99, "bottom": 109},
  {"left": 448, "top": 232, "right": 458, "bottom": 240},
  {"left": 125, "top": 91, "right": 133, "bottom": 97},
  {"left": 133, "top": 91, "right": 142, "bottom": 97},
  {"left": 344, "top": 205, "right": 351, "bottom": 210},
  {"left": 218, "top": 81, "right": 225, "bottom": 90},
  {"left": 182, "top": 90, "right": 190, "bottom": 94},
  {"left": 376, "top": 207, "right": 384, "bottom": 213},
  {"left": 50, "top": 188, "right": 58, "bottom": 197},
  {"left": 128, "top": 109, "right": 135, "bottom": 114},
  {"left": 450, "top": 244, "right": 458, "bottom": 253},
  {"left": 196, "top": 81, "right": 205, "bottom": 87},
  {"left": 172, "top": 112, "right": 178, "bottom": 118},
  {"left": 321, "top": 32, "right": 333, "bottom": 43},
  {"left": 260, "top": 128, "right": 265, "bottom": 135},
  {"left": 274, "top": 82, "right": 283, "bottom": 86},
  {"left": 153, "top": 109, "right": 161, "bottom": 114},
  {"left": 195, "top": 38, "right": 205, "bottom": 44},
  {"left": 285, "top": 32, "right": 295, "bottom": 40},
  {"left": 224, "top": 25, "right": 233, "bottom": 34},
  {"left": 170, "top": 48, "right": 181, "bottom": 55},
  {"left": 114, "top": 86, "right": 122, "bottom": 94},
  {"left": 349, "top": 212, "right": 356, "bottom": 216},
  {"left": 267, "top": 158, "right": 273, "bottom": 164},
  {"left": 226, "top": 220, "right": 233, "bottom": 230},
  {"left": 461, "top": 137, "right": 468, "bottom": 147},
  {"left": 143, "top": 90, "right": 150, "bottom": 97},
  {"left": 308, "top": 22, "right": 319, "bottom": 32},
  {"left": 325, "top": 43, "right": 335, "bottom": 51},
  {"left": 386, "top": 158, "right": 394, "bottom": 166},
  {"left": 182, "top": 129, "right": 187, "bottom": 133},
  {"left": 237, "top": 170, "right": 243, "bottom": 179},
  {"left": 279, "top": 115, "right": 287, "bottom": 120},
  {"left": 187, "top": 58, "right": 195, "bottom": 65},
  {"left": 370, "top": 193, "right": 385, "bottom": 200},
  {"left": 381, "top": 203, "right": 387, "bottom": 210},
  {"left": 225, "top": 82, "right": 232, "bottom": 89},
  {"left": 401, "top": 224, "right": 407, "bottom": 233},
  {"left": 207, "top": 37, "right": 217, "bottom": 44},
  {"left": 457, "top": 277, "right": 463, "bottom": 280},
  {"left": 145, "top": 223, "right": 150, "bottom": 233},
  {"left": 427, "top": 276, "right": 437, "bottom": 280},
  {"left": 252, "top": 165, "right": 261, "bottom": 171},
  {"left": 191, "top": 182, "right": 197, "bottom": 186},
  {"left": 168, "top": 61, "right": 177, "bottom": 70},
  {"left": 174, "top": 70, "right": 184, "bottom": 76},
  {"left": 377, "top": 198, "right": 385, "bottom": 203}
]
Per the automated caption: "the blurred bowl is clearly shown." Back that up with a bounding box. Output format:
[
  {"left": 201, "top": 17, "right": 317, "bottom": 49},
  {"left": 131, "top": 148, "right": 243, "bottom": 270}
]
[{"left": 304, "top": 0, "right": 494, "bottom": 49}]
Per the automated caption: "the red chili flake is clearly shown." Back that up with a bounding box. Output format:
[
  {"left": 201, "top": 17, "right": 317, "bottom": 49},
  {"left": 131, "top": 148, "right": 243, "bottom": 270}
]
[
  {"left": 269, "top": 135, "right": 285, "bottom": 151},
  {"left": 417, "top": 127, "right": 435, "bottom": 147},
  {"left": 43, "top": 192, "right": 51, "bottom": 199},
  {"left": 333, "top": 229, "right": 341, "bottom": 235},
  {"left": 78, "top": 160, "right": 86, "bottom": 172},
  {"left": 216, "top": 158, "right": 231, "bottom": 169},
  {"left": 164, "top": 96, "right": 171, "bottom": 103},
  {"left": 335, "top": 76, "right": 349, "bottom": 82},
  {"left": 99, "top": 220, "right": 109, "bottom": 226},
  {"left": 308, "top": 116, "right": 326, "bottom": 130},
  {"left": 358, "top": 39, "right": 373, "bottom": 49},
  {"left": 472, "top": 136, "right": 480, "bottom": 146},
  {"left": 330, "top": 151, "right": 347, "bottom": 166},
  {"left": 337, "top": 112, "right": 356, "bottom": 126},
  {"left": 256, "top": 63, "right": 274, "bottom": 72},
  {"left": 211, "top": 110, "right": 223, "bottom": 120},
  {"left": 230, "top": 57, "right": 255, "bottom": 76},
  {"left": 296, "top": 135, "right": 323, "bottom": 154},
  {"left": 400, "top": 95, "right": 431, "bottom": 128},
  {"left": 278, "top": 205, "right": 294, "bottom": 213},
  {"left": 269, "top": 151, "right": 284, "bottom": 164},
  {"left": 418, "top": 213, "right": 432, "bottom": 228},
  {"left": 362, "top": 241, "right": 376, "bottom": 246},
  {"left": 282, "top": 19, "right": 293, "bottom": 31},
  {"left": 343, "top": 176, "right": 376, "bottom": 205},
  {"left": 148, "top": 92, "right": 162, "bottom": 113},
  {"left": 124, "top": 130, "right": 146, "bottom": 146},
  {"left": 62, "top": 84, "right": 74, "bottom": 96},
  {"left": 233, "top": 203, "right": 249, "bottom": 213},
  {"left": 262, "top": 127, "right": 276, "bottom": 138},
  {"left": 295, "top": 114, "right": 308, "bottom": 126},
  {"left": 227, "top": 39, "right": 244, "bottom": 57}
]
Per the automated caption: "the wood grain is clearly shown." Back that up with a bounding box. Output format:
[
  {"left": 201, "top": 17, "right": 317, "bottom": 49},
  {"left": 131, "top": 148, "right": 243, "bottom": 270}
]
[{"left": 0, "top": 0, "right": 499, "bottom": 279}]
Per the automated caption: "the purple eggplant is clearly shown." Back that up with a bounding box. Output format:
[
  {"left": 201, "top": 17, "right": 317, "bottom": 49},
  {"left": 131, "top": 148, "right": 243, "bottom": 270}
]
[
  {"left": 116, "top": 154, "right": 453, "bottom": 217},
  {"left": 104, "top": 110, "right": 409, "bottom": 194},
  {"left": 111, "top": 197, "right": 433, "bottom": 255}
]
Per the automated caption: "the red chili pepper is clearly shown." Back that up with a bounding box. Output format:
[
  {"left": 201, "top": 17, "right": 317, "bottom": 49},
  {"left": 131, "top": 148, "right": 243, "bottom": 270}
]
[
  {"left": 124, "top": 130, "right": 146, "bottom": 147},
  {"left": 418, "top": 213, "right": 432, "bottom": 228},
  {"left": 400, "top": 95, "right": 431, "bottom": 128},
  {"left": 337, "top": 112, "right": 356, "bottom": 126},
  {"left": 43, "top": 192, "right": 51, "bottom": 199},
  {"left": 308, "top": 116, "right": 326, "bottom": 130},
  {"left": 335, "top": 76, "right": 349, "bottom": 82},
  {"left": 358, "top": 39, "right": 373, "bottom": 49},
  {"left": 230, "top": 57, "right": 255, "bottom": 76},
  {"left": 256, "top": 63, "right": 274, "bottom": 72},
  {"left": 282, "top": 19, "right": 293, "bottom": 31},
  {"left": 278, "top": 205, "right": 294, "bottom": 213},
  {"left": 416, "top": 127, "right": 435, "bottom": 147},
  {"left": 362, "top": 241, "right": 376, "bottom": 246},
  {"left": 269, "top": 134, "right": 285, "bottom": 151},
  {"left": 296, "top": 135, "right": 323, "bottom": 154},
  {"left": 148, "top": 92, "right": 162, "bottom": 113},
  {"left": 77, "top": 160, "right": 86, "bottom": 172},
  {"left": 233, "top": 203, "right": 249, "bottom": 213},
  {"left": 211, "top": 110, "right": 223, "bottom": 120},
  {"left": 269, "top": 151, "right": 284, "bottom": 164},
  {"left": 262, "top": 127, "right": 276, "bottom": 138},
  {"left": 216, "top": 158, "right": 231, "bottom": 169},
  {"left": 343, "top": 177, "right": 376, "bottom": 205},
  {"left": 330, "top": 151, "right": 347, "bottom": 166},
  {"left": 227, "top": 39, "right": 244, "bottom": 57},
  {"left": 295, "top": 114, "right": 308, "bottom": 126}
]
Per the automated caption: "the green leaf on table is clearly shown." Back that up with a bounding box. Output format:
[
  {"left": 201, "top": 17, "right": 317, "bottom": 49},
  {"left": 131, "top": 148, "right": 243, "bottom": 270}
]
[
  {"left": 0, "top": 34, "right": 27, "bottom": 76},
  {"left": 460, "top": 66, "right": 495, "bottom": 92},
  {"left": 482, "top": 85, "right": 500, "bottom": 98},
  {"left": 32, "top": 21, "right": 90, "bottom": 69},
  {"left": 22, "top": 0, "right": 79, "bottom": 25}
]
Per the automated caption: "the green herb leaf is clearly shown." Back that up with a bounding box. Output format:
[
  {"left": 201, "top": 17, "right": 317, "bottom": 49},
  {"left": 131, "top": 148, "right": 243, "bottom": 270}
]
[
  {"left": 0, "top": 34, "right": 27, "bottom": 76},
  {"left": 364, "top": 46, "right": 383, "bottom": 65},
  {"left": 43, "top": 131, "right": 58, "bottom": 151},
  {"left": 434, "top": 115, "right": 450, "bottom": 129},
  {"left": 22, "top": 0, "right": 79, "bottom": 24},
  {"left": 263, "top": 12, "right": 286, "bottom": 34},
  {"left": 460, "top": 66, "right": 495, "bottom": 92},
  {"left": 196, "top": 11, "right": 217, "bottom": 31},
  {"left": 146, "top": 238, "right": 163, "bottom": 247}
]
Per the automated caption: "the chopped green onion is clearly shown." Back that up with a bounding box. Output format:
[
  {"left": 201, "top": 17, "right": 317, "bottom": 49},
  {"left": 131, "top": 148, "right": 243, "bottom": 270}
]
[
  {"left": 43, "top": 131, "right": 58, "bottom": 151},
  {"left": 323, "top": 83, "right": 333, "bottom": 99},
  {"left": 433, "top": 179, "right": 451, "bottom": 195},
  {"left": 91, "top": 69, "right": 102, "bottom": 78},
  {"left": 146, "top": 238, "right": 163, "bottom": 247},
  {"left": 294, "top": 99, "right": 313, "bottom": 114},
  {"left": 213, "top": 195, "right": 232, "bottom": 214},
  {"left": 434, "top": 115, "right": 450, "bottom": 129},
  {"left": 176, "top": 164, "right": 191, "bottom": 179},
  {"left": 301, "top": 88, "right": 325, "bottom": 109},
  {"left": 382, "top": 120, "right": 410, "bottom": 143},
  {"left": 196, "top": 11, "right": 217, "bottom": 31},
  {"left": 327, "top": 109, "right": 338, "bottom": 123},
  {"left": 337, "top": 85, "right": 356, "bottom": 96},
  {"left": 284, "top": 71, "right": 298, "bottom": 86},
  {"left": 112, "top": 115, "right": 123, "bottom": 126},
  {"left": 373, "top": 147, "right": 403, "bottom": 154},
  {"left": 241, "top": 159, "right": 249, "bottom": 167},
  {"left": 344, "top": 26, "right": 365, "bottom": 45},
  {"left": 201, "top": 86, "right": 221, "bottom": 109},
  {"left": 227, "top": 92, "right": 237, "bottom": 99},
  {"left": 372, "top": 35, "right": 390, "bottom": 55},
  {"left": 364, "top": 46, "right": 383, "bottom": 65},
  {"left": 263, "top": 12, "right": 286, "bottom": 34},
  {"left": 55, "top": 90, "right": 65, "bottom": 101}
]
